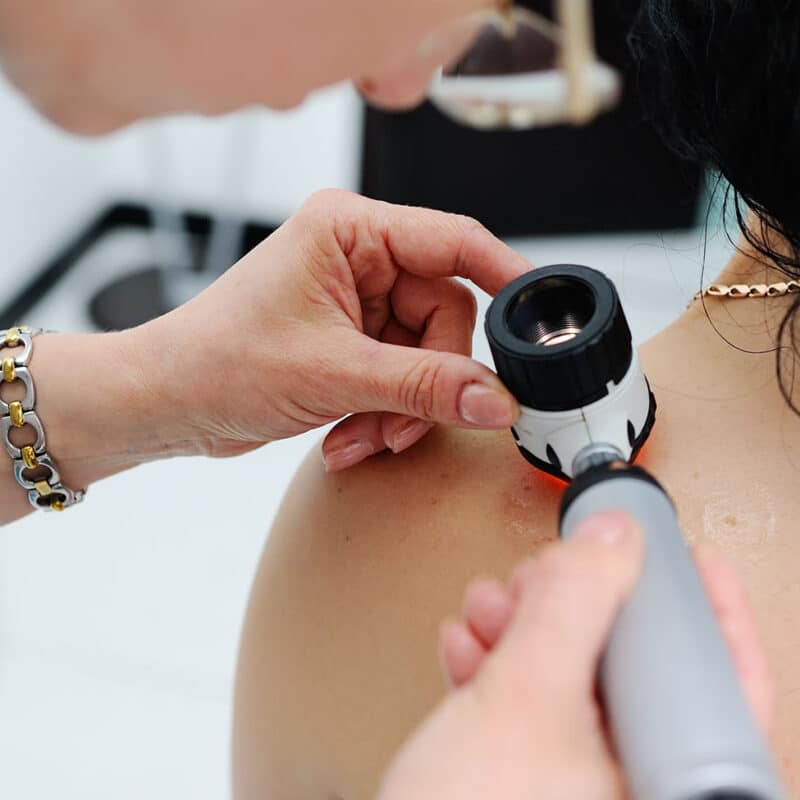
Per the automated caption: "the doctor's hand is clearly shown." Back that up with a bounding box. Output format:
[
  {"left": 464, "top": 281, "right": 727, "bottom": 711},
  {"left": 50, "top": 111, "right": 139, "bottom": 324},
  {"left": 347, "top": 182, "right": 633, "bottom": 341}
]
[
  {"left": 378, "top": 513, "right": 775, "bottom": 800},
  {"left": 0, "top": 191, "right": 529, "bottom": 524},
  {"left": 139, "top": 190, "right": 530, "bottom": 470}
]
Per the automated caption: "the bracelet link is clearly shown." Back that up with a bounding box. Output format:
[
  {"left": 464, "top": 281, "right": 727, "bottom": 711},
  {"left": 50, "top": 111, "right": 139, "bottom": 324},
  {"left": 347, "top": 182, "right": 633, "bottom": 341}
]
[
  {"left": 1, "top": 327, "right": 86, "bottom": 513},
  {"left": 27, "top": 484, "right": 85, "bottom": 512},
  {"left": 0, "top": 328, "right": 33, "bottom": 363},
  {"left": 1, "top": 411, "right": 45, "bottom": 458},
  {"left": 2, "top": 356, "right": 15, "bottom": 383},
  {"left": 14, "top": 454, "right": 60, "bottom": 489},
  {"left": 9, "top": 401, "right": 24, "bottom": 427},
  {"left": 0, "top": 367, "right": 35, "bottom": 416},
  {"left": 21, "top": 445, "right": 38, "bottom": 469}
]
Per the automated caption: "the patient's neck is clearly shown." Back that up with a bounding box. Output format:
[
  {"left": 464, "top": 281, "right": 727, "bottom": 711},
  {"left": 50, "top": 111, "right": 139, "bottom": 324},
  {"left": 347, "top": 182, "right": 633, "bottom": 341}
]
[
  {"left": 633, "top": 241, "right": 800, "bottom": 532},
  {"left": 650, "top": 241, "right": 800, "bottom": 412}
]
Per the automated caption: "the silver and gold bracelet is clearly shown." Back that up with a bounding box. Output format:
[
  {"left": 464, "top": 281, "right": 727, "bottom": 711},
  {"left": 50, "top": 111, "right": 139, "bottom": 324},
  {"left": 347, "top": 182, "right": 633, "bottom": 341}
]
[{"left": 1, "top": 326, "right": 86, "bottom": 512}]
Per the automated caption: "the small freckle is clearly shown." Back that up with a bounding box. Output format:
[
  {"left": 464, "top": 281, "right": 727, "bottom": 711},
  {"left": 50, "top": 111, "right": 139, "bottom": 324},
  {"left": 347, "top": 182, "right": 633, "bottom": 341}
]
[
  {"left": 431, "top": 498, "right": 439, "bottom": 506},
  {"left": 337, "top": 487, "right": 343, "bottom": 495},
  {"left": 723, "top": 514, "right": 737, "bottom": 527},
  {"left": 345, "top": 535, "right": 351, "bottom": 544}
]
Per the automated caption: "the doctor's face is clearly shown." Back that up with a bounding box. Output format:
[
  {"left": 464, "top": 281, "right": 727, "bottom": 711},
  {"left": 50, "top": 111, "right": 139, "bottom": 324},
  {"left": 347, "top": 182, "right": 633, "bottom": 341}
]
[{"left": 0, "top": 0, "right": 494, "bottom": 133}]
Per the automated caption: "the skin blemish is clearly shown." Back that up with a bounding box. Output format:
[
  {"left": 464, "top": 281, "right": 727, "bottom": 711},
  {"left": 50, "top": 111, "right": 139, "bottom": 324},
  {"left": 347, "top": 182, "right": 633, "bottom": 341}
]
[
  {"left": 497, "top": 468, "right": 563, "bottom": 541},
  {"left": 702, "top": 487, "right": 777, "bottom": 561}
]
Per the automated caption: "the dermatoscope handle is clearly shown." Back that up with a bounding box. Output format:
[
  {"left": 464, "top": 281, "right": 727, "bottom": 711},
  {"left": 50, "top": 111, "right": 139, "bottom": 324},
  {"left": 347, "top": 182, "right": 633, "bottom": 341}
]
[{"left": 560, "top": 469, "right": 786, "bottom": 800}]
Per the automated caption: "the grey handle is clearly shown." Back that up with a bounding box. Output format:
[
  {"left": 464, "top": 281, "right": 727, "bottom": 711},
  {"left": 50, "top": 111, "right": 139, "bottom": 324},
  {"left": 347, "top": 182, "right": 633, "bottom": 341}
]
[{"left": 561, "top": 475, "right": 785, "bottom": 800}]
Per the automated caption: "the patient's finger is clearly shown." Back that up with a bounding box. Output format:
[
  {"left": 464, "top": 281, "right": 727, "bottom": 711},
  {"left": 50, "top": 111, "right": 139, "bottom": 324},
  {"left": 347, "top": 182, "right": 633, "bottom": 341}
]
[{"left": 694, "top": 545, "right": 775, "bottom": 737}]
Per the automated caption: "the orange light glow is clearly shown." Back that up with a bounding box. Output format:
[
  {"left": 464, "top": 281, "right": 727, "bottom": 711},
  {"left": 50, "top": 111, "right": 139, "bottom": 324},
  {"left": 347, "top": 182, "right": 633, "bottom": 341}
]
[
  {"left": 523, "top": 464, "right": 570, "bottom": 498},
  {"left": 632, "top": 437, "right": 653, "bottom": 465}
]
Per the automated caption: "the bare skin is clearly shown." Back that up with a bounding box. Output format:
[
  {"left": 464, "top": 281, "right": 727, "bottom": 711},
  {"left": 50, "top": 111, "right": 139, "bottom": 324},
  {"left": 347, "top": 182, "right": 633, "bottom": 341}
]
[{"left": 232, "top": 242, "right": 800, "bottom": 799}]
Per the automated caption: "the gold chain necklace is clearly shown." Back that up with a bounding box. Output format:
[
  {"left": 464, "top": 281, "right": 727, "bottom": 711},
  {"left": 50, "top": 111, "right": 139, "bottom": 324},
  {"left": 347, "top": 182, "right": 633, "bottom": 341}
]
[{"left": 692, "top": 279, "right": 800, "bottom": 303}]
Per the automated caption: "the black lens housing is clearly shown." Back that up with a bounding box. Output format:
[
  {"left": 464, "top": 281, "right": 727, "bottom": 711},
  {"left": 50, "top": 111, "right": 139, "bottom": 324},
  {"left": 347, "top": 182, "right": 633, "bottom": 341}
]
[{"left": 486, "top": 265, "right": 633, "bottom": 412}]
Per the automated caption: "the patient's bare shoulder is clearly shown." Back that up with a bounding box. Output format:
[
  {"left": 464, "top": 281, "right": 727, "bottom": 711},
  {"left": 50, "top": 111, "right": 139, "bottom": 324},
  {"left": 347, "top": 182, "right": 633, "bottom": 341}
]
[
  {"left": 233, "top": 426, "right": 562, "bottom": 800},
  {"left": 233, "top": 415, "right": 800, "bottom": 797},
  {"left": 275, "top": 425, "right": 561, "bottom": 564}
]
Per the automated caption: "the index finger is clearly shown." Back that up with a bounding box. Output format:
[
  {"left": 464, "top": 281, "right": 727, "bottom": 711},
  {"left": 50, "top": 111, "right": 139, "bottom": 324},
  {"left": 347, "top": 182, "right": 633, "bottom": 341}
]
[{"left": 371, "top": 197, "right": 533, "bottom": 295}]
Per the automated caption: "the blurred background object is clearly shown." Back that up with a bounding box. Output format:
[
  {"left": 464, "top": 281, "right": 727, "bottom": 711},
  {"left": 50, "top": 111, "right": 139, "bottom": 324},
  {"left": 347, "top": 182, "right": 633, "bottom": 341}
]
[
  {"left": 0, "top": 3, "right": 726, "bottom": 795},
  {"left": 363, "top": 0, "right": 702, "bottom": 236},
  {"left": 0, "top": 84, "right": 362, "bottom": 330},
  {"left": 0, "top": 1, "right": 701, "bottom": 333}
]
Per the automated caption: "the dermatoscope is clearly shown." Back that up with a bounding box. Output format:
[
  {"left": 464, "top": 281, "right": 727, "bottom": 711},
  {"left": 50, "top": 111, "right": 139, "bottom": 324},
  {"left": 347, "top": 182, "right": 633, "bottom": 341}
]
[{"left": 485, "top": 265, "right": 786, "bottom": 800}]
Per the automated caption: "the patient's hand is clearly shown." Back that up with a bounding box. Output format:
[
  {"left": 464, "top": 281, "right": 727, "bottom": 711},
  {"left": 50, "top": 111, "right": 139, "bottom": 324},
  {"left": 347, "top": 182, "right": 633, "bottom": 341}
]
[{"left": 377, "top": 512, "right": 774, "bottom": 800}]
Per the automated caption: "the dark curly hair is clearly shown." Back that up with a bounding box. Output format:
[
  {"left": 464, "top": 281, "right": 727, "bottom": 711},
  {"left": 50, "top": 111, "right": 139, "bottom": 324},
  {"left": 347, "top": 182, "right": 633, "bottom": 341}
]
[{"left": 629, "top": 0, "right": 800, "bottom": 407}]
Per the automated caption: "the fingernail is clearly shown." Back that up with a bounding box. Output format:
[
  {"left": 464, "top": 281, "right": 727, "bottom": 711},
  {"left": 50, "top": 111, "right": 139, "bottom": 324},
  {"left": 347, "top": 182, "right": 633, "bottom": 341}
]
[
  {"left": 572, "top": 512, "right": 634, "bottom": 547},
  {"left": 458, "top": 383, "right": 515, "bottom": 427},
  {"left": 323, "top": 440, "right": 375, "bottom": 472},
  {"left": 389, "top": 419, "right": 433, "bottom": 454}
]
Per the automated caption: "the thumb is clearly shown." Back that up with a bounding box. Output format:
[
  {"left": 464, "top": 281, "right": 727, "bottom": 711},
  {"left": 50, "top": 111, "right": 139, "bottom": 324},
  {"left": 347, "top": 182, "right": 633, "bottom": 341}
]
[
  {"left": 343, "top": 338, "right": 519, "bottom": 429},
  {"left": 484, "top": 513, "right": 644, "bottom": 711}
]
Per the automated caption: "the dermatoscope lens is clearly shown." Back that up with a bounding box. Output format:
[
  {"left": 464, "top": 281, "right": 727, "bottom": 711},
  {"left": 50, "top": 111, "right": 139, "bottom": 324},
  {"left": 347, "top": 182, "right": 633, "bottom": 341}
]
[
  {"left": 486, "top": 265, "right": 633, "bottom": 413},
  {"left": 505, "top": 277, "right": 595, "bottom": 347}
]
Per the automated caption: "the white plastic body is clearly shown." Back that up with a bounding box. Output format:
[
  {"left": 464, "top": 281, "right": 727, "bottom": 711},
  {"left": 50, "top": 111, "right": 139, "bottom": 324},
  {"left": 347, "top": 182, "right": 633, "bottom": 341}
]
[{"left": 513, "top": 350, "right": 651, "bottom": 479}]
